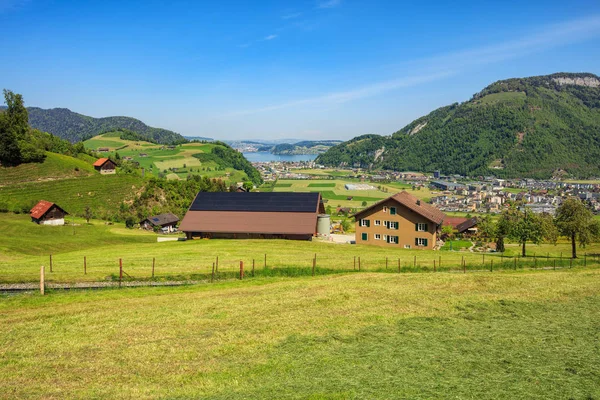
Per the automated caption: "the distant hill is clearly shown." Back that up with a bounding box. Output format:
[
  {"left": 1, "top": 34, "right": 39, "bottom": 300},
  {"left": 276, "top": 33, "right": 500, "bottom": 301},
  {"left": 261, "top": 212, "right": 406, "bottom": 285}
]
[
  {"left": 316, "top": 72, "right": 600, "bottom": 179},
  {"left": 267, "top": 140, "right": 344, "bottom": 155},
  {"left": 184, "top": 135, "right": 214, "bottom": 141},
  {"left": 0, "top": 106, "right": 189, "bottom": 145}
]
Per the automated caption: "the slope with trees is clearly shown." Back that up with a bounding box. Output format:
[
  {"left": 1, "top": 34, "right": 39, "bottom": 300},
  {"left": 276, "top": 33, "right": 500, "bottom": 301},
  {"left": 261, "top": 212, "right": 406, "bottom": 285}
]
[{"left": 316, "top": 73, "right": 600, "bottom": 178}]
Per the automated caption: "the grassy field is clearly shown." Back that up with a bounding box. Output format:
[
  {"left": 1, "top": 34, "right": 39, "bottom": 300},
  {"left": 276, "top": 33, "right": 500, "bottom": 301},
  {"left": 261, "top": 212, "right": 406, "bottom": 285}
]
[
  {"left": 272, "top": 179, "right": 439, "bottom": 208},
  {"left": 84, "top": 134, "right": 249, "bottom": 182},
  {"left": 0, "top": 175, "right": 145, "bottom": 216},
  {"left": 0, "top": 152, "right": 95, "bottom": 187},
  {"left": 1, "top": 213, "right": 599, "bottom": 284},
  {"left": 1, "top": 269, "right": 599, "bottom": 398}
]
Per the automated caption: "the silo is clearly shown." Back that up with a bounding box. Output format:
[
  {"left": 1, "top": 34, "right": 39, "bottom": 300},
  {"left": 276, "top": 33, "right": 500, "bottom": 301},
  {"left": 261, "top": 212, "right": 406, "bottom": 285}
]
[{"left": 317, "top": 214, "right": 331, "bottom": 237}]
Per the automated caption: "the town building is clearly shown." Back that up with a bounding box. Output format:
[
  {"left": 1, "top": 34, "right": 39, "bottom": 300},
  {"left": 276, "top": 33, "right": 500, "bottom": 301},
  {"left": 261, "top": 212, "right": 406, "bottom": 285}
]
[
  {"left": 30, "top": 200, "right": 68, "bottom": 225},
  {"left": 353, "top": 191, "right": 446, "bottom": 249},
  {"left": 179, "top": 192, "right": 325, "bottom": 240},
  {"left": 93, "top": 158, "right": 117, "bottom": 174}
]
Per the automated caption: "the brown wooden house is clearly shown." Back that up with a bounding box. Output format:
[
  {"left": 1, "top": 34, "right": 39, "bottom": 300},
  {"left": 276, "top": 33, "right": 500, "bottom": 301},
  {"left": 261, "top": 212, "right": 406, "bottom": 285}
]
[
  {"left": 30, "top": 200, "right": 69, "bottom": 225},
  {"left": 93, "top": 158, "right": 116, "bottom": 174},
  {"left": 353, "top": 191, "right": 446, "bottom": 249},
  {"left": 179, "top": 192, "right": 325, "bottom": 240}
]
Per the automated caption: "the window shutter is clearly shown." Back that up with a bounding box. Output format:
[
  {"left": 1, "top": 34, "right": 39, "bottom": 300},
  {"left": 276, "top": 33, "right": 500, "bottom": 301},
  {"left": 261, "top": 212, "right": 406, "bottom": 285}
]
[
  {"left": 425, "top": 223, "right": 428, "bottom": 232},
  {"left": 415, "top": 223, "right": 418, "bottom": 232},
  {"left": 366, "top": 220, "right": 370, "bottom": 227},
  {"left": 423, "top": 238, "right": 428, "bottom": 247},
  {"left": 362, "top": 233, "right": 367, "bottom": 241},
  {"left": 394, "top": 236, "right": 399, "bottom": 244},
  {"left": 415, "top": 238, "right": 418, "bottom": 246}
]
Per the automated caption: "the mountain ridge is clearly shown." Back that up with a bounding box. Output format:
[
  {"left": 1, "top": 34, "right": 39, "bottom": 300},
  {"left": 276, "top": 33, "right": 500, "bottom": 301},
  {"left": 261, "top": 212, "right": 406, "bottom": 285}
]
[{"left": 316, "top": 72, "right": 600, "bottom": 179}]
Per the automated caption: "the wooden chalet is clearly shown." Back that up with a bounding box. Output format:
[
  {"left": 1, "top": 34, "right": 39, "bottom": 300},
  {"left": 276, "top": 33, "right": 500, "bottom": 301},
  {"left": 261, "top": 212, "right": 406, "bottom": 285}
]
[
  {"left": 140, "top": 213, "right": 180, "bottom": 232},
  {"left": 93, "top": 158, "right": 116, "bottom": 174},
  {"left": 353, "top": 191, "right": 446, "bottom": 249},
  {"left": 179, "top": 192, "right": 325, "bottom": 240},
  {"left": 30, "top": 200, "right": 68, "bottom": 225},
  {"left": 442, "top": 216, "right": 478, "bottom": 236}
]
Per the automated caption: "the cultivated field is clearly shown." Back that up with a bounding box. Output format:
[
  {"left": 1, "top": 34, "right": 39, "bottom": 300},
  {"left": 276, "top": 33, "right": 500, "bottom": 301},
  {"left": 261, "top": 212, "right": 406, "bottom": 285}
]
[
  {"left": 1, "top": 214, "right": 598, "bottom": 284},
  {"left": 1, "top": 269, "right": 599, "bottom": 398},
  {"left": 84, "top": 133, "right": 249, "bottom": 182},
  {"left": 272, "top": 179, "right": 437, "bottom": 209}
]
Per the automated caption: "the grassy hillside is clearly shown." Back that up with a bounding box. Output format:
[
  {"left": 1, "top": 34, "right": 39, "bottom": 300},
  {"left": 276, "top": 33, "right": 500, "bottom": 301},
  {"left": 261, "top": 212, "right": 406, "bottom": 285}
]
[
  {"left": 0, "top": 152, "right": 95, "bottom": 186},
  {"left": 317, "top": 72, "right": 600, "bottom": 178},
  {"left": 1, "top": 213, "right": 598, "bottom": 284},
  {"left": 0, "top": 175, "right": 144, "bottom": 216},
  {"left": 84, "top": 133, "right": 259, "bottom": 184},
  {"left": 24, "top": 106, "right": 187, "bottom": 144},
  {"left": 1, "top": 269, "right": 599, "bottom": 398}
]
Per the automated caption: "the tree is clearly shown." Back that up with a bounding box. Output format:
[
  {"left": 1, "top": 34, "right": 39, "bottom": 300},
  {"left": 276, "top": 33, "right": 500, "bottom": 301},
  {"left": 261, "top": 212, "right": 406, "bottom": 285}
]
[
  {"left": 0, "top": 112, "right": 21, "bottom": 166},
  {"left": 555, "top": 198, "right": 600, "bottom": 258},
  {"left": 441, "top": 224, "right": 455, "bottom": 250},
  {"left": 493, "top": 211, "right": 513, "bottom": 253},
  {"left": 361, "top": 201, "right": 367, "bottom": 207},
  {"left": 83, "top": 206, "right": 93, "bottom": 224},
  {"left": 507, "top": 209, "right": 548, "bottom": 257}
]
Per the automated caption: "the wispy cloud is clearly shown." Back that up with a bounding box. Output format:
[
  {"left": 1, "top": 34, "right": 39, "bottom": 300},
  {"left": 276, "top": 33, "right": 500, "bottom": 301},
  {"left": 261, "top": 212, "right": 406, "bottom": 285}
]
[
  {"left": 317, "top": 0, "right": 341, "bottom": 9},
  {"left": 282, "top": 12, "right": 303, "bottom": 20},
  {"left": 264, "top": 34, "right": 278, "bottom": 41},
  {"left": 224, "top": 15, "right": 600, "bottom": 116}
]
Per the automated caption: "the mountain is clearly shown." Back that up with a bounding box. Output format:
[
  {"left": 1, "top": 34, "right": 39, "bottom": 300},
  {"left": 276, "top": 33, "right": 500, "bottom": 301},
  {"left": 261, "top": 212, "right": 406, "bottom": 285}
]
[
  {"left": 316, "top": 72, "right": 600, "bottom": 179},
  {"left": 269, "top": 140, "right": 344, "bottom": 155},
  {"left": 1, "top": 106, "right": 189, "bottom": 145}
]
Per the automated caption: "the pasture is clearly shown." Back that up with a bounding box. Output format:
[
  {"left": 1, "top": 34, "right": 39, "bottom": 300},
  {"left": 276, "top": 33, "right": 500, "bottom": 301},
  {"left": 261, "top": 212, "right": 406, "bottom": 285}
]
[
  {"left": 272, "top": 179, "right": 438, "bottom": 208},
  {"left": 84, "top": 133, "right": 249, "bottom": 182},
  {"left": 1, "top": 269, "right": 599, "bottom": 398},
  {"left": 1, "top": 214, "right": 598, "bottom": 284}
]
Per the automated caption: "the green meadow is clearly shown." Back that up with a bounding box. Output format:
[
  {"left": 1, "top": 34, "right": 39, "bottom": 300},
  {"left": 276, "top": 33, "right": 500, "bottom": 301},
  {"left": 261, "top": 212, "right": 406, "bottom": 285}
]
[{"left": 1, "top": 269, "right": 599, "bottom": 398}]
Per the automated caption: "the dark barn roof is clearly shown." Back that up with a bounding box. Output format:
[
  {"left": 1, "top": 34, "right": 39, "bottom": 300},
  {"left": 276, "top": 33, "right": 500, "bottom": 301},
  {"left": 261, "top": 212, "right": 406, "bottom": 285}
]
[
  {"left": 180, "top": 192, "right": 322, "bottom": 235},
  {"left": 142, "top": 213, "right": 179, "bottom": 227},
  {"left": 456, "top": 217, "right": 478, "bottom": 233},
  {"left": 188, "top": 192, "right": 321, "bottom": 213}
]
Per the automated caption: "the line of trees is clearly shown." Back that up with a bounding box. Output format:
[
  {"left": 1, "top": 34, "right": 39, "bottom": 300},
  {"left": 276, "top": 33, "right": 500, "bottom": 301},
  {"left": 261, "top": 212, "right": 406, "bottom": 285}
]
[{"left": 478, "top": 198, "right": 600, "bottom": 258}]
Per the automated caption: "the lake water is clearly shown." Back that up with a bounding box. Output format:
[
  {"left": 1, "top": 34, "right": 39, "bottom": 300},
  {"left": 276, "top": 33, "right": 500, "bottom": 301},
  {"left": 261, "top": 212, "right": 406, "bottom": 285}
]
[{"left": 242, "top": 152, "right": 318, "bottom": 163}]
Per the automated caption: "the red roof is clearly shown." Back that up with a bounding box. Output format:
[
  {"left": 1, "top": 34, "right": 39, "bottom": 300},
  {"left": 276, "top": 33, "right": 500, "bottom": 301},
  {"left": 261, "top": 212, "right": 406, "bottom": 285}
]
[
  {"left": 30, "top": 200, "right": 56, "bottom": 219},
  {"left": 93, "top": 158, "right": 110, "bottom": 167},
  {"left": 442, "top": 217, "right": 469, "bottom": 228},
  {"left": 355, "top": 191, "right": 446, "bottom": 225}
]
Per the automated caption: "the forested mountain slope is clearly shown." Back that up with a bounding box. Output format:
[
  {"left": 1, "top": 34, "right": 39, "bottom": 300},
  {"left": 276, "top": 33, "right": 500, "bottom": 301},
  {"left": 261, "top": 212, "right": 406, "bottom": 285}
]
[
  {"left": 316, "top": 73, "right": 600, "bottom": 178},
  {"left": 6, "top": 107, "right": 188, "bottom": 145}
]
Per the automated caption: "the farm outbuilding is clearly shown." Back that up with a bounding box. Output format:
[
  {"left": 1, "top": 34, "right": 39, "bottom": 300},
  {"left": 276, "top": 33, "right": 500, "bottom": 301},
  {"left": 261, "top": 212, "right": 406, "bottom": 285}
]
[
  {"left": 179, "top": 192, "right": 325, "bottom": 240},
  {"left": 30, "top": 200, "right": 69, "bottom": 225},
  {"left": 93, "top": 158, "right": 117, "bottom": 174},
  {"left": 140, "top": 213, "right": 180, "bottom": 233}
]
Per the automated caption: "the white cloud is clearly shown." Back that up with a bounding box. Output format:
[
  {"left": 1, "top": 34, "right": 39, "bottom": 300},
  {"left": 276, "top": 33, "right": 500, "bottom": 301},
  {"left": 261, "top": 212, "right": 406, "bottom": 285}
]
[
  {"left": 317, "top": 0, "right": 341, "bottom": 9},
  {"left": 225, "top": 14, "right": 600, "bottom": 117},
  {"left": 264, "top": 34, "right": 278, "bottom": 41}
]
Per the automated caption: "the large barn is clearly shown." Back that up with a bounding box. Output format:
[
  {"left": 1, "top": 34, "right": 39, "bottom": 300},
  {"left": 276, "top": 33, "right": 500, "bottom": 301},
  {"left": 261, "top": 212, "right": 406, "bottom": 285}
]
[
  {"left": 179, "top": 192, "right": 325, "bottom": 240},
  {"left": 30, "top": 200, "right": 69, "bottom": 225}
]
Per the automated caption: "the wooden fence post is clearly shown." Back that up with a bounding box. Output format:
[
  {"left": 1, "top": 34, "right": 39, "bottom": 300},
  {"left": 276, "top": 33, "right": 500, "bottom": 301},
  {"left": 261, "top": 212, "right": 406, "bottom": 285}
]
[
  {"left": 312, "top": 257, "right": 316, "bottom": 276},
  {"left": 240, "top": 261, "right": 244, "bottom": 280},
  {"left": 211, "top": 262, "right": 215, "bottom": 282},
  {"left": 40, "top": 265, "right": 45, "bottom": 296},
  {"left": 252, "top": 259, "right": 255, "bottom": 277},
  {"left": 152, "top": 257, "right": 155, "bottom": 278},
  {"left": 264, "top": 254, "right": 267, "bottom": 269},
  {"left": 358, "top": 257, "right": 361, "bottom": 271},
  {"left": 463, "top": 258, "right": 466, "bottom": 274},
  {"left": 433, "top": 259, "right": 436, "bottom": 272},
  {"left": 398, "top": 259, "right": 400, "bottom": 273},
  {"left": 584, "top": 253, "right": 587, "bottom": 267},
  {"left": 119, "top": 258, "right": 123, "bottom": 287},
  {"left": 216, "top": 256, "right": 219, "bottom": 272},
  {"left": 490, "top": 259, "right": 493, "bottom": 272},
  {"left": 482, "top": 254, "right": 485, "bottom": 266},
  {"left": 534, "top": 254, "right": 536, "bottom": 269},
  {"left": 386, "top": 257, "right": 388, "bottom": 270},
  {"left": 50, "top": 254, "right": 53, "bottom": 273},
  {"left": 84, "top": 256, "right": 87, "bottom": 275},
  {"left": 354, "top": 256, "right": 356, "bottom": 270}
]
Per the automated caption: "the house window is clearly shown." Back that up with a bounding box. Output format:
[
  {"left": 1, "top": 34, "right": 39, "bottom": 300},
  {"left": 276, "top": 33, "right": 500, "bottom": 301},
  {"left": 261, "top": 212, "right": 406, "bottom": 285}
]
[
  {"left": 404, "top": 244, "right": 411, "bottom": 249},
  {"left": 361, "top": 233, "right": 368, "bottom": 241},
  {"left": 374, "top": 234, "right": 381, "bottom": 240},
  {"left": 360, "top": 219, "right": 370, "bottom": 227},
  {"left": 416, "top": 223, "right": 428, "bottom": 232},
  {"left": 383, "top": 235, "right": 388, "bottom": 241},
  {"left": 374, "top": 220, "right": 381, "bottom": 226},
  {"left": 388, "top": 236, "right": 398, "bottom": 244},
  {"left": 390, "top": 207, "right": 397, "bottom": 215},
  {"left": 415, "top": 238, "right": 428, "bottom": 247},
  {"left": 383, "top": 206, "right": 388, "bottom": 213},
  {"left": 388, "top": 221, "right": 398, "bottom": 230}
]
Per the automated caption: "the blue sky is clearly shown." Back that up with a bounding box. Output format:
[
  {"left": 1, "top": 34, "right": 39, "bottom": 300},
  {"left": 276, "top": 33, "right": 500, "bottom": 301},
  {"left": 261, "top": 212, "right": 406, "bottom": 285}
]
[{"left": 1, "top": 0, "right": 600, "bottom": 140}]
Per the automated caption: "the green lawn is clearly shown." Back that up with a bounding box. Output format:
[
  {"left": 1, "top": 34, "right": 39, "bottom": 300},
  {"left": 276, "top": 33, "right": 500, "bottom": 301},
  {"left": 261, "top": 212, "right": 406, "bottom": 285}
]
[
  {"left": 0, "top": 152, "right": 94, "bottom": 187},
  {"left": 1, "top": 214, "right": 599, "bottom": 284},
  {"left": 307, "top": 182, "right": 336, "bottom": 187},
  {"left": 1, "top": 269, "right": 599, "bottom": 398}
]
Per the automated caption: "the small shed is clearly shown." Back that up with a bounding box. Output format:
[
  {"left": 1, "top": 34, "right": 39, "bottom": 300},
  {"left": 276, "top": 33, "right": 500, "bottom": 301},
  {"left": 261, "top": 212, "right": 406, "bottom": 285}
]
[
  {"left": 30, "top": 200, "right": 69, "bottom": 225},
  {"left": 93, "top": 158, "right": 117, "bottom": 174},
  {"left": 140, "top": 213, "right": 180, "bottom": 232}
]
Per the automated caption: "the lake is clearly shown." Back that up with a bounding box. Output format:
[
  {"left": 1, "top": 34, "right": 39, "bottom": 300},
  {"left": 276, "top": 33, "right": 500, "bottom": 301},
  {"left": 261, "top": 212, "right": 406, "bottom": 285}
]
[{"left": 242, "top": 152, "right": 318, "bottom": 162}]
